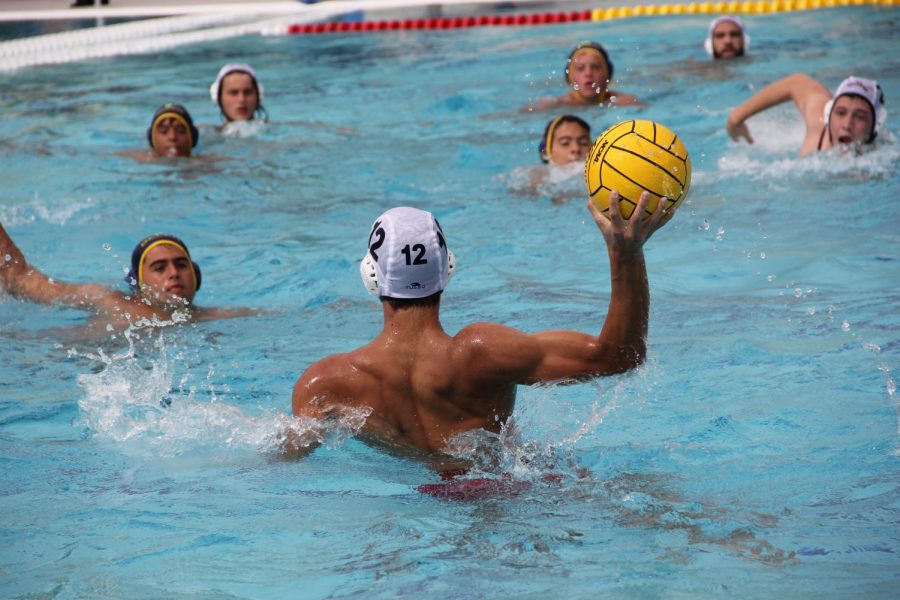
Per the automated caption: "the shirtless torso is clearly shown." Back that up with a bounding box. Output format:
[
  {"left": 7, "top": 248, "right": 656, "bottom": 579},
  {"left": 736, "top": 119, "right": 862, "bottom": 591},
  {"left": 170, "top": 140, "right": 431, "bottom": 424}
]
[{"left": 291, "top": 194, "right": 673, "bottom": 473}]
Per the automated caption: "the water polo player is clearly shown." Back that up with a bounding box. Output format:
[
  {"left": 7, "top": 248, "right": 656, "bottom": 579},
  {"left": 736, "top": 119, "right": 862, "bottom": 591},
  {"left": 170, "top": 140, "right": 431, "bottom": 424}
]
[
  {"left": 706, "top": 16, "right": 749, "bottom": 60},
  {"left": 727, "top": 73, "right": 887, "bottom": 156},
  {"left": 0, "top": 223, "right": 255, "bottom": 333},
  {"left": 539, "top": 115, "right": 592, "bottom": 165},
  {"left": 288, "top": 192, "right": 676, "bottom": 472},
  {"left": 147, "top": 103, "right": 198, "bottom": 157},
  {"left": 527, "top": 42, "right": 640, "bottom": 111},
  {"left": 210, "top": 63, "right": 268, "bottom": 123}
]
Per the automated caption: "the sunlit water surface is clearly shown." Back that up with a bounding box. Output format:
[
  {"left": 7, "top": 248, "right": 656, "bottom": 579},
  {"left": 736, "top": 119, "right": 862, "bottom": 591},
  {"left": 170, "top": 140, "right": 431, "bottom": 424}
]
[{"left": 1, "top": 7, "right": 898, "bottom": 598}]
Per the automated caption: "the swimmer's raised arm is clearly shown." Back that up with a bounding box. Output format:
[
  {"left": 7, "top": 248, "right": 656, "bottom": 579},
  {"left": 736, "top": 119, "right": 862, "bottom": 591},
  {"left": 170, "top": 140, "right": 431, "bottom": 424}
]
[
  {"left": 0, "top": 222, "right": 118, "bottom": 309},
  {"left": 458, "top": 191, "right": 672, "bottom": 385},
  {"left": 727, "top": 73, "right": 831, "bottom": 145}
]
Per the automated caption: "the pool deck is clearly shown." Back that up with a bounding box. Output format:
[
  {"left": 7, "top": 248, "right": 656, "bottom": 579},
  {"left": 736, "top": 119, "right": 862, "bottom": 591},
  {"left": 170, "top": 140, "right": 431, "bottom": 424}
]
[{"left": 0, "top": 0, "right": 595, "bottom": 21}]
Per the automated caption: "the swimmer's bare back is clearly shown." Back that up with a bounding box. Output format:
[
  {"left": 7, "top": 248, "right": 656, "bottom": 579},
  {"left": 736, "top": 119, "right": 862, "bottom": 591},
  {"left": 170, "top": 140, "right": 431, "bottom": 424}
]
[{"left": 291, "top": 193, "right": 674, "bottom": 474}]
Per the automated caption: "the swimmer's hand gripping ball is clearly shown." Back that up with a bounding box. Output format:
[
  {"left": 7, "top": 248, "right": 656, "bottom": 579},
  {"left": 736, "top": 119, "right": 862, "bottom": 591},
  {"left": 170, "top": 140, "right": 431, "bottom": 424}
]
[{"left": 584, "top": 120, "right": 691, "bottom": 219}]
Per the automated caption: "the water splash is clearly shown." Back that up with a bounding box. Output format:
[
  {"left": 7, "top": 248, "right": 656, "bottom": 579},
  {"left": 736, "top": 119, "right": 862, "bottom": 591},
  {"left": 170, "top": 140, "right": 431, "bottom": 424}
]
[
  {"left": 437, "top": 374, "right": 639, "bottom": 483},
  {"left": 74, "top": 324, "right": 365, "bottom": 458},
  {"left": 0, "top": 193, "right": 95, "bottom": 226},
  {"left": 718, "top": 134, "right": 898, "bottom": 182},
  {"left": 221, "top": 120, "right": 267, "bottom": 139},
  {"left": 503, "top": 162, "right": 585, "bottom": 202}
]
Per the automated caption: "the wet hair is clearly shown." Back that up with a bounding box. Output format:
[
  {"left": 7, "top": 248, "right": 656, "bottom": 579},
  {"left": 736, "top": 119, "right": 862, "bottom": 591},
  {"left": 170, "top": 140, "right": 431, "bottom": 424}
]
[
  {"left": 382, "top": 291, "right": 442, "bottom": 309},
  {"left": 538, "top": 115, "right": 591, "bottom": 163}
]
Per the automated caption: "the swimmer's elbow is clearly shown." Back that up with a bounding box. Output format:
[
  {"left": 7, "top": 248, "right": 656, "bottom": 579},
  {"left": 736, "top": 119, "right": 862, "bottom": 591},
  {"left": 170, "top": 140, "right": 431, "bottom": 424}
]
[{"left": 604, "top": 342, "right": 646, "bottom": 374}]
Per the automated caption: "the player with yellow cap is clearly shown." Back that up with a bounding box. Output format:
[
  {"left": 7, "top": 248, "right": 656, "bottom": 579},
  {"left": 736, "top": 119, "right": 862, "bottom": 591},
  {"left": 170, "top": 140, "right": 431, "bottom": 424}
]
[
  {"left": 527, "top": 42, "right": 640, "bottom": 112},
  {"left": 0, "top": 223, "right": 255, "bottom": 334}
]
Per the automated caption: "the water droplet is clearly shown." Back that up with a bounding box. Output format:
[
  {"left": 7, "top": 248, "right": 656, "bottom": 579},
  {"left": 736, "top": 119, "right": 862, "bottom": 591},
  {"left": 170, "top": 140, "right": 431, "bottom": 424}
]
[
  {"left": 767, "top": 275, "right": 776, "bottom": 282},
  {"left": 807, "top": 306, "right": 816, "bottom": 315},
  {"left": 841, "top": 320, "right": 850, "bottom": 331},
  {"left": 105, "top": 323, "right": 113, "bottom": 332},
  {"left": 715, "top": 227, "right": 725, "bottom": 241},
  {"left": 4, "top": 254, "right": 11, "bottom": 262},
  {"left": 794, "top": 288, "right": 803, "bottom": 298},
  {"left": 102, "top": 243, "right": 111, "bottom": 251},
  {"left": 699, "top": 219, "right": 710, "bottom": 231}
]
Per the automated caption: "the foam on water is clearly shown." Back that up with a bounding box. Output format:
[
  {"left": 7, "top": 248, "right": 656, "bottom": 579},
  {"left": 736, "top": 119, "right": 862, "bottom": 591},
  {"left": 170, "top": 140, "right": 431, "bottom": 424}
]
[
  {"left": 0, "top": 192, "right": 96, "bottom": 226},
  {"left": 74, "top": 323, "right": 369, "bottom": 458},
  {"left": 219, "top": 119, "right": 267, "bottom": 138},
  {"left": 717, "top": 115, "right": 898, "bottom": 182},
  {"left": 502, "top": 160, "right": 585, "bottom": 202}
]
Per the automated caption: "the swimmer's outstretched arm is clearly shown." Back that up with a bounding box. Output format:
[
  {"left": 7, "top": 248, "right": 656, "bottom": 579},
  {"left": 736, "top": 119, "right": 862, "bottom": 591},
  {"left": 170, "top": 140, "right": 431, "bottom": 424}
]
[
  {"left": 459, "top": 191, "right": 673, "bottom": 385},
  {"left": 0, "top": 222, "right": 116, "bottom": 309},
  {"left": 193, "top": 306, "right": 263, "bottom": 321},
  {"left": 727, "top": 73, "right": 831, "bottom": 145}
]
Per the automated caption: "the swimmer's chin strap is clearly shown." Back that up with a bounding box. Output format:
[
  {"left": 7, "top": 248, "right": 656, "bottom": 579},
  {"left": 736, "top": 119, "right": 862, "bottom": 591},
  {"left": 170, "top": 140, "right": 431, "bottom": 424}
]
[{"left": 360, "top": 250, "right": 456, "bottom": 297}]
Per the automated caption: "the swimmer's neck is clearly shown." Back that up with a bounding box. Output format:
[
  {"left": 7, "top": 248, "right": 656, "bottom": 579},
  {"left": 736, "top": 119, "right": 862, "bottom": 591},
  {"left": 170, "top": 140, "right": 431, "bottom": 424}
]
[
  {"left": 379, "top": 301, "right": 445, "bottom": 339},
  {"left": 568, "top": 89, "right": 611, "bottom": 105}
]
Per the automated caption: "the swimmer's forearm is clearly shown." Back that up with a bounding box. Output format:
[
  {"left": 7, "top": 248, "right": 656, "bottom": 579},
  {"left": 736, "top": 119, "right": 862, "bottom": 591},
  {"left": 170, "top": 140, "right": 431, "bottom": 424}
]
[
  {"left": 0, "top": 223, "right": 32, "bottom": 292},
  {"left": 730, "top": 73, "right": 821, "bottom": 125},
  {"left": 599, "top": 249, "right": 649, "bottom": 368}
]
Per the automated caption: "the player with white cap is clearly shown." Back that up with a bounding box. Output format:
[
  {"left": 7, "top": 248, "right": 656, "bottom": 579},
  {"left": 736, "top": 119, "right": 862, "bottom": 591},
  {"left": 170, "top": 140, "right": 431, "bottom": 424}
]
[
  {"left": 726, "top": 73, "right": 887, "bottom": 156},
  {"left": 705, "top": 15, "right": 750, "bottom": 59},
  {"left": 289, "top": 194, "right": 675, "bottom": 473}
]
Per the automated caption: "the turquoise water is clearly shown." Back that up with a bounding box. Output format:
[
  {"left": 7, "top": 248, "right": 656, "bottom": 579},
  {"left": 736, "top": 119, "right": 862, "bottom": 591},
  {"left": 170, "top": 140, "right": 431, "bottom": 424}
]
[{"left": 1, "top": 6, "right": 898, "bottom": 598}]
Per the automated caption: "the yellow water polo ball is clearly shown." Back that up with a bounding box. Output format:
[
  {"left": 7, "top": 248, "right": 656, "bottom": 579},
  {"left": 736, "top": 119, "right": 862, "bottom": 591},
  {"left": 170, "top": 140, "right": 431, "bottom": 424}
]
[{"left": 584, "top": 119, "right": 691, "bottom": 219}]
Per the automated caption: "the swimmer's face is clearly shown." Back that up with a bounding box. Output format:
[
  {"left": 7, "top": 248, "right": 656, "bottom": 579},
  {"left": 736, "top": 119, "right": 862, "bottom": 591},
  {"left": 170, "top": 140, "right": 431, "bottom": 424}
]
[
  {"left": 151, "top": 117, "right": 191, "bottom": 157},
  {"left": 569, "top": 50, "right": 609, "bottom": 98},
  {"left": 549, "top": 121, "right": 592, "bottom": 165},
  {"left": 829, "top": 95, "right": 875, "bottom": 146},
  {"left": 140, "top": 244, "right": 197, "bottom": 304},
  {"left": 220, "top": 72, "right": 259, "bottom": 121},
  {"left": 711, "top": 22, "right": 744, "bottom": 59}
]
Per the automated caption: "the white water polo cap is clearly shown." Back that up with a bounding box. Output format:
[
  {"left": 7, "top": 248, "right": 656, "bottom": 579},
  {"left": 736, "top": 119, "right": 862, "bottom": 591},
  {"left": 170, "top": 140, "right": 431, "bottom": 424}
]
[
  {"left": 360, "top": 207, "right": 456, "bottom": 299},
  {"left": 824, "top": 76, "right": 887, "bottom": 143},
  {"left": 704, "top": 15, "right": 750, "bottom": 57},
  {"left": 209, "top": 63, "right": 264, "bottom": 105}
]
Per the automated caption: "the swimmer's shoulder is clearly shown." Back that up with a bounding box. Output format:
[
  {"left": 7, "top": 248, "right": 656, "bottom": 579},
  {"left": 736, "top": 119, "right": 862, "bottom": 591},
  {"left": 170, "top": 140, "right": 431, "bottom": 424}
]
[
  {"left": 522, "top": 96, "right": 566, "bottom": 113},
  {"left": 294, "top": 350, "right": 373, "bottom": 402},
  {"left": 450, "top": 323, "right": 543, "bottom": 385},
  {"left": 454, "top": 322, "right": 538, "bottom": 363},
  {"left": 611, "top": 92, "right": 641, "bottom": 106}
]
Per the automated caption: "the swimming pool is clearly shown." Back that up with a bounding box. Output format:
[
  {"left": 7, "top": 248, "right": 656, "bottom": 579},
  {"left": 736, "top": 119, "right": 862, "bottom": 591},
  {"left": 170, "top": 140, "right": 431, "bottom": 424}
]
[{"left": 1, "top": 4, "right": 898, "bottom": 597}]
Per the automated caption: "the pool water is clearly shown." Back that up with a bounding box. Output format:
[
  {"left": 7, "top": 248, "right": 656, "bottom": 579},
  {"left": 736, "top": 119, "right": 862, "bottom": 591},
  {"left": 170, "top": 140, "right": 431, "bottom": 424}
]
[{"left": 1, "top": 6, "right": 898, "bottom": 598}]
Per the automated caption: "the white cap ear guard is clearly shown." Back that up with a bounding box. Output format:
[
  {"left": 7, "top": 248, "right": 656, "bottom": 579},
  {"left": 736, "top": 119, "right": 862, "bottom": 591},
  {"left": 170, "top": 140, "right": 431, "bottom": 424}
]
[
  {"left": 704, "top": 16, "right": 750, "bottom": 57},
  {"left": 209, "top": 63, "right": 264, "bottom": 105},
  {"left": 361, "top": 250, "right": 455, "bottom": 297}
]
